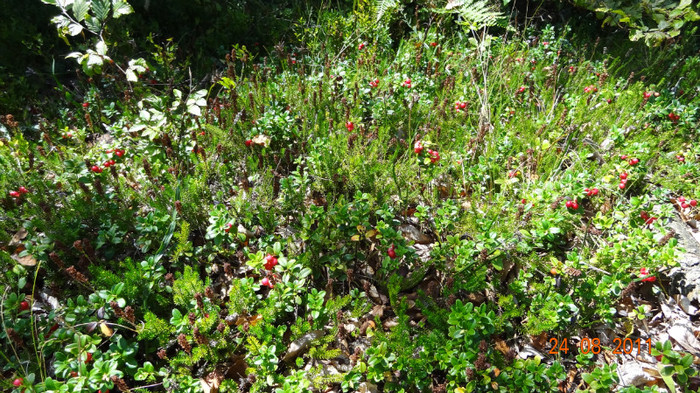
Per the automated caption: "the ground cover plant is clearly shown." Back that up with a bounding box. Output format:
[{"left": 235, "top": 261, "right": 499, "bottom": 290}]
[{"left": 1, "top": 0, "right": 700, "bottom": 392}]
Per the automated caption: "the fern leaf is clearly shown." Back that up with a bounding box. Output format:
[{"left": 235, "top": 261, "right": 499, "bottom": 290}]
[
  {"left": 375, "top": 0, "right": 400, "bottom": 23},
  {"left": 436, "top": 0, "right": 503, "bottom": 30}
]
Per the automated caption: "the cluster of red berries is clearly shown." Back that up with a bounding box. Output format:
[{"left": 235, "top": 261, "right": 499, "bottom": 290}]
[
  {"left": 454, "top": 101, "right": 467, "bottom": 111},
  {"left": 516, "top": 86, "right": 527, "bottom": 94},
  {"left": 358, "top": 42, "right": 366, "bottom": 51},
  {"left": 13, "top": 378, "right": 23, "bottom": 387},
  {"left": 677, "top": 196, "right": 698, "bottom": 210},
  {"left": 264, "top": 254, "right": 278, "bottom": 270},
  {"left": 642, "top": 91, "right": 659, "bottom": 100},
  {"left": 9, "top": 186, "right": 29, "bottom": 199},
  {"left": 387, "top": 244, "right": 397, "bottom": 259},
  {"left": 565, "top": 199, "right": 579, "bottom": 210},
  {"left": 639, "top": 267, "right": 656, "bottom": 282},
  {"left": 414, "top": 141, "right": 424, "bottom": 154},
  {"left": 369, "top": 79, "right": 379, "bottom": 88},
  {"left": 430, "top": 42, "right": 438, "bottom": 47},
  {"left": 676, "top": 154, "right": 685, "bottom": 163},
  {"left": 346, "top": 122, "right": 355, "bottom": 132},
  {"left": 583, "top": 85, "right": 598, "bottom": 93},
  {"left": 401, "top": 78, "right": 412, "bottom": 88},
  {"left": 245, "top": 139, "right": 253, "bottom": 147},
  {"left": 668, "top": 112, "right": 680, "bottom": 123},
  {"left": 584, "top": 187, "right": 599, "bottom": 197},
  {"left": 618, "top": 172, "right": 628, "bottom": 189},
  {"left": 640, "top": 211, "right": 658, "bottom": 225},
  {"left": 260, "top": 254, "right": 279, "bottom": 289},
  {"left": 427, "top": 149, "right": 440, "bottom": 163}
]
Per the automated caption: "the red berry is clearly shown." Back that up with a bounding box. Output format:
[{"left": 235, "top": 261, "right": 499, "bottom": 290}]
[
  {"left": 678, "top": 196, "right": 686, "bottom": 203},
  {"left": 571, "top": 202, "right": 579, "bottom": 210},
  {"left": 430, "top": 42, "right": 437, "bottom": 47},
  {"left": 261, "top": 277, "right": 273, "bottom": 288},
  {"left": 71, "top": 371, "right": 78, "bottom": 378},
  {"left": 346, "top": 122, "right": 354, "bottom": 132},
  {"left": 224, "top": 223, "right": 233, "bottom": 233},
  {"left": 264, "top": 254, "right": 278, "bottom": 270},
  {"left": 620, "top": 155, "right": 628, "bottom": 160},
  {"left": 245, "top": 139, "right": 253, "bottom": 147},
  {"left": 9, "top": 190, "right": 21, "bottom": 198},
  {"left": 629, "top": 158, "right": 639, "bottom": 165},
  {"left": 19, "top": 301, "right": 29, "bottom": 311},
  {"left": 85, "top": 352, "right": 92, "bottom": 363},
  {"left": 691, "top": 200, "right": 697, "bottom": 207},
  {"left": 82, "top": 102, "right": 89, "bottom": 108},
  {"left": 13, "top": 378, "right": 22, "bottom": 387},
  {"left": 91, "top": 165, "right": 102, "bottom": 173},
  {"left": 521, "top": 199, "right": 527, "bottom": 204},
  {"left": 115, "top": 149, "right": 124, "bottom": 157},
  {"left": 682, "top": 203, "right": 690, "bottom": 209},
  {"left": 387, "top": 248, "right": 397, "bottom": 259},
  {"left": 619, "top": 172, "right": 628, "bottom": 180},
  {"left": 18, "top": 186, "right": 29, "bottom": 194}
]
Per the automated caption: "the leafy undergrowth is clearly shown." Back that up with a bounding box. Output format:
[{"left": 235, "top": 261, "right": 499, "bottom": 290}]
[{"left": 2, "top": 4, "right": 700, "bottom": 393}]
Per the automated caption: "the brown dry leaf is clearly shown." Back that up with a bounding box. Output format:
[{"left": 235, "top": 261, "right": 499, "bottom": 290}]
[
  {"left": 531, "top": 332, "right": 548, "bottom": 351},
  {"left": 492, "top": 368, "right": 501, "bottom": 377},
  {"left": 200, "top": 367, "right": 224, "bottom": 393},
  {"left": 249, "top": 314, "right": 263, "bottom": 327},
  {"left": 10, "top": 228, "right": 28, "bottom": 246},
  {"left": 12, "top": 252, "right": 37, "bottom": 266},
  {"left": 494, "top": 339, "right": 510, "bottom": 356},
  {"left": 370, "top": 305, "right": 384, "bottom": 318}
]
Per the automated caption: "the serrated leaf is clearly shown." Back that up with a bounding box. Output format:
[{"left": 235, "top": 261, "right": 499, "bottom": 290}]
[
  {"left": 111, "top": 0, "right": 133, "bottom": 18},
  {"left": 72, "top": 0, "right": 90, "bottom": 21},
  {"left": 84, "top": 15, "right": 102, "bottom": 33},
  {"left": 67, "top": 23, "right": 84, "bottom": 36},
  {"left": 126, "top": 69, "right": 137, "bottom": 82},
  {"left": 95, "top": 40, "right": 108, "bottom": 56},
  {"left": 92, "top": 0, "right": 110, "bottom": 20}
]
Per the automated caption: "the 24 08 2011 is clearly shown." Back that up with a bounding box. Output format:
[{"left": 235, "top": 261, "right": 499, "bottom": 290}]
[{"left": 548, "top": 337, "right": 653, "bottom": 355}]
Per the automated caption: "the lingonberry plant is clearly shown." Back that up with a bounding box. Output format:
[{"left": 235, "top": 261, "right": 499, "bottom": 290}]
[{"left": 1, "top": 2, "right": 699, "bottom": 393}]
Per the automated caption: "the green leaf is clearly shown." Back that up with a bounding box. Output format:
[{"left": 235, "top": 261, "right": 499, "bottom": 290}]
[
  {"left": 84, "top": 15, "right": 102, "bottom": 33},
  {"left": 95, "top": 40, "right": 108, "bottom": 56},
  {"left": 111, "top": 0, "right": 133, "bottom": 18},
  {"left": 72, "top": 0, "right": 90, "bottom": 21},
  {"left": 93, "top": 0, "right": 110, "bottom": 21}
]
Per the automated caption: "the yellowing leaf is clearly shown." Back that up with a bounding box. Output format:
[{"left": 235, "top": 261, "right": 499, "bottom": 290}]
[
  {"left": 99, "top": 321, "right": 114, "bottom": 337},
  {"left": 350, "top": 235, "right": 361, "bottom": 241},
  {"left": 365, "top": 229, "right": 377, "bottom": 238}
]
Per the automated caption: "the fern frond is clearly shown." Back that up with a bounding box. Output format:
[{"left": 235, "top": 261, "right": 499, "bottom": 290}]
[
  {"left": 374, "top": 0, "right": 400, "bottom": 23},
  {"left": 437, "top": 0, "right": 503, "bottom": 30}
]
